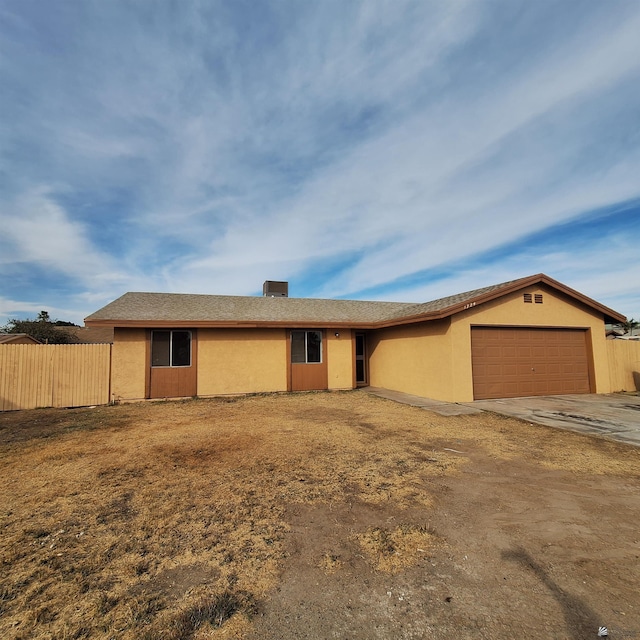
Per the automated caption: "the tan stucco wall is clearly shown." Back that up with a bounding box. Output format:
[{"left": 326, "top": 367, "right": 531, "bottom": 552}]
[
  {"left": 368, "top": 319, "right": 454, "bottom": 400},
  {"left": 326, "top": 330, "right": 355, "bottom": 390},
  {"left": 112, "top": 328, "right": 147, "bottom": 401},
  {"left": 197, "top": 328, "right": 287, "bottom": 395},
  {"left": 111, "top": 327, "right": 353, "bottom": 400},
  {"left": 369, "top": 284, "right": 611, "bottom": 402}
]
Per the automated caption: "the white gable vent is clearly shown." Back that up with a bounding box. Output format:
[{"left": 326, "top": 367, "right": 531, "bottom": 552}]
[{"left": 263, "top": 280, "right": 288, "bottom": 297}]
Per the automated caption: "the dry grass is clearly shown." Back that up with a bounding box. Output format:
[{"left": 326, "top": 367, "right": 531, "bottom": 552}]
[
  {"left": 317, "top": 553, "right": 343, "bottom": 574},
  {"left": 1, "top": 390, "right": 638, "bottom": 639},
  {"left": 353, "top": 524, "right": 438, "bottom": 573}
]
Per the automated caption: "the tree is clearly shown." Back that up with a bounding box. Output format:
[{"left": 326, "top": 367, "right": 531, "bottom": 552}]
[
  {"left": 621, "top": 318, "right": 638, "bottom": 335},
  {"left": 1, "top": 311, "right": 79, "bottom": 344},
  {"left": 619, "top": 318, "right": 639, "bottom": 337}
]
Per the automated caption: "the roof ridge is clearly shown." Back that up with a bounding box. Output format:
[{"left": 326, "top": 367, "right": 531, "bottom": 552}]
[
  {"left": 118, "top": 291, "right": 417, "bottom": 305},
  {"left": 387, "top": 275, "right": 533, "bottom": 318}
]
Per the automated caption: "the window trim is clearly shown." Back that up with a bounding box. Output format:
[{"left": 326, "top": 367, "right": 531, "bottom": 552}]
[{"left": 151, "top": 329, "right": 192, "bottom": 368}]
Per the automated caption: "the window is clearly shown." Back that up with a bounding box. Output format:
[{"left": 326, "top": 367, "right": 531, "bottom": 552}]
[
  {"left": 291, "top": 330, "right": 322, "bottom": 363},
  {"left": 151, "top": 330, "right": 191, "bottom": 367}
]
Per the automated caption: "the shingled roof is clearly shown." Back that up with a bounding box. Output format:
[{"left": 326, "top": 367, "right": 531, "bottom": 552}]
[
  {"left": 85, "top": 292, "right": 415, "bottom": 327},
  {"left": 84, "top": 273, "right": 625, "bottom": 329},
  {"left": 0, "top": 333, "right": 42, "bottom": 344}
]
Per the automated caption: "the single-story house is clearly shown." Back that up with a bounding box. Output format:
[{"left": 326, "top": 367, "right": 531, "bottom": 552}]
[
  {"left": 0, "top": 333, "right": 42, "bottom": 345},
  {"left": 84, "top": 273, "right": 626, "bottom": 403}
]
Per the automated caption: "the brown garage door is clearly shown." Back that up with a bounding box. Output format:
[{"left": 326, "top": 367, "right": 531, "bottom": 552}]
[{"left": 471, "top": 327, "right": 591, "bottom": 400}]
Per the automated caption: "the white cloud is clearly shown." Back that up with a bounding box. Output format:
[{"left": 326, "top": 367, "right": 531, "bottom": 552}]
[
  {"left": 0, "top": 188, "right": 126, "bottom": 284},
  {"left": 0, "top": 297, "right": 48, "bottom": 324}
]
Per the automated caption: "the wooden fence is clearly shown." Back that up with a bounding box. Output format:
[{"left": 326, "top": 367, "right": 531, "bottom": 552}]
[
  {"left": 606, "top": 339, "right": 640, "bottom": 392},
  {"left": 0, "top": 344, "right": 111, "bottom": 411}
]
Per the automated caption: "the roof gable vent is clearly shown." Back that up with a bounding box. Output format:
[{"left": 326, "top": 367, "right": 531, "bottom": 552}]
[{"left": 263, "top": 280, "right": 288, "bottom": 297}]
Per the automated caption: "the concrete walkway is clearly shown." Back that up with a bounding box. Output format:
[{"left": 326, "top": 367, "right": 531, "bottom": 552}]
[
  {"left": 363, "top": 387, "right": 482, "bottom": 416},
  {"left": 362, "top": 387, "right": 640, "bottom": 447}
]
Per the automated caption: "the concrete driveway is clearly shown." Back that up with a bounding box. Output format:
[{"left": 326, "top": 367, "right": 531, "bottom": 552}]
[
  {"left": 364, "top": 387, "right": 640, "bottom": 447},
  {"left": 466, "top": 393, "right": 640, "bottom": 446}
]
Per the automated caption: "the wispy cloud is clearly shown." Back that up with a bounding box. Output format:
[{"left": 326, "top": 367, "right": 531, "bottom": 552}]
[{"left": 0, "top": 0, "right": 639, "bottom": 325}]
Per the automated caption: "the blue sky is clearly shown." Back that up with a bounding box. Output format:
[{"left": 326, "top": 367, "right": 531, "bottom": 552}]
[{"left": 1, "top": 0, "right": 639, "bottom": 326}]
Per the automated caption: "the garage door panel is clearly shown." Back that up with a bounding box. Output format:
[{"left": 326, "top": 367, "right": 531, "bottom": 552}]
[
  {"left": 503, "top": 383, "right": 522, "bottom": 396},
  {"left": 532, "top": 380, "right": 550, "bottom": 395},
  {"left": 534, "top": 363, "right": 549, "bottom": 375},
  {"left": 531, "top": 346, "right": 547, "bottom": 358},
  {"left": 472, "top": 327, "right": 590, "bottom": 400},
  {"left": 502, "top": 364, "right": 517, "bottom": 376},
  {"left": 561, "top": 364, "right": 580, "bottom": 375},
  {"left": 516, "top": 363, "right": 534, "bottom": 375}
]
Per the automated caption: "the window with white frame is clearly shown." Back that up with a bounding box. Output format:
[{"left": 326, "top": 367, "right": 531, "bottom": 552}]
[
  {"left": 151, "top": 330, "right": 191, "bottom": 367},
  {"left": 291, "top": 330, "right": 322, "bottom": 364}
]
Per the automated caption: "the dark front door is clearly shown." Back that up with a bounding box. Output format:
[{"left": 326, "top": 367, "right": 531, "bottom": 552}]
[
  {"left": 149, "top": 329, "right": 197, "bottom": 398},
  {"left": 355, "top": 333, "right": 367, "bottom": 385}
]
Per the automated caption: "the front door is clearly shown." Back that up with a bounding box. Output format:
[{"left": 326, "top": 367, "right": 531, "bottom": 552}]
[
  {"left": 355, "top": 333, "right": 368, "bottom": 385},
  {"left": 149, "top": 329, "right": 197, "bottom": 398},
  {"left": 290, "top": 329, "right": 328, "bottom": 391}
]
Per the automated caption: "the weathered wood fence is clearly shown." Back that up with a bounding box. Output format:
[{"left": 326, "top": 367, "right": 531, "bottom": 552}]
[
  {"left": 606, "top": 339, "right": 640, "bottom": 392},
  {"left": 0, "top": 344, "right": 111, "bottom": 411}
]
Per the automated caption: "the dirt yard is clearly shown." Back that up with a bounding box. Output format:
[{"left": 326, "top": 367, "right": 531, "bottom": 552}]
[{"left": 1, "top": 391, "right": 639, "bottom": 640}]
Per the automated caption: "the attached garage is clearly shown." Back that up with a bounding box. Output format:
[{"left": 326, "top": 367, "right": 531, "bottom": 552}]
[{"left": 471, "top": 327, "right": 591, "bottom": 400}]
